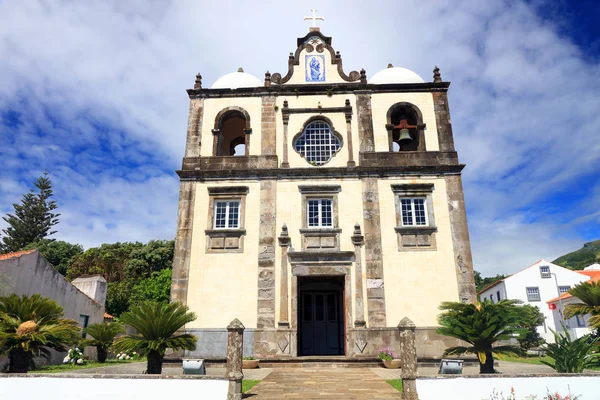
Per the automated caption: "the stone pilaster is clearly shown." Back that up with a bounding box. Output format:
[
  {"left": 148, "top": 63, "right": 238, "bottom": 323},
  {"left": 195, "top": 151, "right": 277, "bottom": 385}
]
[
  {"left": 170, "top": 181, "right": 196, "bottom": 305},
  {"left": 257, "top": 180, "right": 277, "bottom": 328},
  {"left": 261, "top": 95, "right": 277, "bottom": 155},
  {"left": 278, "top": 224, "right": 291, "bottom": 326},
  {"left": 226, "top": 318, "right": 244, "bottom": 400},
  {"left": 184, "top": 98, "right": 204, "bottom": 158},
  {"left": 361, "top": 178, "right": 386, "bottom": 327},
  {"left": 398, "top": 317, "right": 418, "bottom": 400},
  {"left": 351, "top": 223, "right": 366, "bottom": 327},
  {"left": 445, "top": 174, "right": 477, "bottom": 303},
  {"left": 355, "top": 91, "right": 375, "bottom": 153},
  {"left": 432, "top": 89, "right": 456, "bottom": 152},
  {"left": 344, "top": 99, "right": 355, "bottom": 167},
  {"left": 281, "top": 100, "right": 290, "bottom": 168}
]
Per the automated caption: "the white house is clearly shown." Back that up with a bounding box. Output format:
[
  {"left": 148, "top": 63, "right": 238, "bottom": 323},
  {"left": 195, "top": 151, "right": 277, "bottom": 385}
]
[
  {"left": 547, "top": 266, "right": 600, "bottom": 339},
  {"left": 478, "top": 260, "right": 591, "bottom": 343}
]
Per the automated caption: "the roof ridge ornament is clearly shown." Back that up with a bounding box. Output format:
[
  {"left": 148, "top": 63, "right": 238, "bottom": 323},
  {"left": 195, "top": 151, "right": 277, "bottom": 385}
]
[
  {"left": 304, "top": 9, "right": 324, "bottom": 31},
  {"left": 433, "top": 66, "right": 442, "bottom": 83}
]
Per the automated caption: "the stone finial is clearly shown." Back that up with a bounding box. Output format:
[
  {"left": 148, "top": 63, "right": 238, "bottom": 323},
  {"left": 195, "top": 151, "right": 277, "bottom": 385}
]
[
  {"left": 194, "top": 73, "right": 202, "bottom": 90},
  {"left": 264, "top": 71, "right": 271, "bottom": 87},
  {"left": 353, "top": 223, "right": 361, "bottom": 235},
  {"left": 360, "top": 68, "right": 367, "bottom": 84},
  {"left": 345, "top": 99, "right": 351, "bottom": 107},
  {"left": 433, "top": 66, "right": 442, "bottom": 83},
  {"left": 289, "top": 52, "right": 294, "bottom": 60},
  {"left": 227, "top": 318, "right": 245, "bottom": 331},
  {"left": 398, "top": 316, "right": 416, "bottom": 330},
  {"left": 283, "top": 100, "right": 289, "bottom": 109},
  {"left": 237, "top": 67, "right": 244, "bottom": 73},
  {"left": 336, "top": 51, "right": 341, "bottom": 59},
  {"left": 351, "top": 223, "right": 364, "bottom": 246},
  {"left": 387, "top": 63, "right": 393, "bottom": 68},
  {"left": 281, "top": 224, "right": 288, "bottom": 236}
]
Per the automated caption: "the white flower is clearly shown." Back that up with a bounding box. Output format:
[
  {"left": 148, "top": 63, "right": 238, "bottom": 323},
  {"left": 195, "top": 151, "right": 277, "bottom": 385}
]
[
  {"left": 77, "top": 359, "right": 83, "bottom": 365},
  {"left": 75, "top": 348, "right": 80, "bottom": 351},
  {"left": 63, "top": 356, "right": 70, "bottom": 363},
  {"left": 126, "top": 356, "right": 131, "bottom": 360}
]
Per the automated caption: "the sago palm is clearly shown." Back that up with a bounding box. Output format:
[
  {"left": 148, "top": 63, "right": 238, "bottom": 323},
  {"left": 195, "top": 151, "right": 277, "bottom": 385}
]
[
  {"left": 437, "top": 299, "right": 525, "bottom": 373},
  {"left": 541, "top": 325, "right": 600, "bottom": 373},
  {"left": 82, "top": 322, "right": 124, "bottom": 362},
  {"left": 113, "top": 301, "right": 197, "bottom": 374},
  {"left": 564, "top": 281, "right": 600, "bottom": 329},
  {"left": 0, "top": 294, "right": 81, "bottom": 373}
]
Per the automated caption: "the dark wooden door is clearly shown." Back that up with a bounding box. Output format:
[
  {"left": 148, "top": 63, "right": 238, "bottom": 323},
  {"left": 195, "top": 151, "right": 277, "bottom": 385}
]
[{"left": 299, "top": 290, "right": 343, "bottom": 355}]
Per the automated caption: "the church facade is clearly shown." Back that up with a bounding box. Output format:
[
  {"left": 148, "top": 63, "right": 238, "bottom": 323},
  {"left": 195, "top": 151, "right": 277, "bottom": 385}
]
[{"left": 170, "top": 28, "right": 476, "bottom": 359}]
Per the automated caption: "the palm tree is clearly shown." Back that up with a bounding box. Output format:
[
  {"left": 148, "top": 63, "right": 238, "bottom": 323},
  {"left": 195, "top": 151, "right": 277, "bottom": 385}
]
[
  {"left": 0, "top": 294, "right": 80, "bottom": 373},
  {"left": 437, "top": 300, "right": 526, "bottom": 373},
  {"left": 564, "top": 281, "right": 600, "bottom": 329},
  {"left": 82, "top": 322, "right": 124, "bottom": 363},
  {"left": 541, "top": 324, "right": 600, "bottom": 373},
  {"left": 113, "top": 301, "right": 197, "bottom": 374}
]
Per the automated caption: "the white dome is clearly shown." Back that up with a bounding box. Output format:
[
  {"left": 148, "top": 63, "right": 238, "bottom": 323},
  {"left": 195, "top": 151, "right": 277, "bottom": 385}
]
[
  {"left": 369, "top": 67, "right": 425, "bottom": 84},
  {"left": 211, "top": 70, "right": 262, "bottom": 89}
]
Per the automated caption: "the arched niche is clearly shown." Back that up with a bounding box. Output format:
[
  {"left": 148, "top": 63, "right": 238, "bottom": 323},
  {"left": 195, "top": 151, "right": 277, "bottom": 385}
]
[
  {"left": 385, "top": 102, "right": 426, "bottom": 152},
  {"left": 212, "top": 107, "right": 252, "bottom": 156}
]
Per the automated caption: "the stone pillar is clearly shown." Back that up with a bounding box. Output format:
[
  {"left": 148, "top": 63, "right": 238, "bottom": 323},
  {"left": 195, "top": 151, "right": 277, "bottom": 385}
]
[
  {"left": 257, "top": 180, "right": 277, "bottom": 329},
  {"left": 344, "top": 99, "right": 355, "bottom": 167},
  {"left": 226, "top": 319, "right": 244, "bottom": 400},
  {"left": 361, "top": 178, "right": 387, "bottom": 327},
  {"left": 211, "top": 128, "right": 222, "bottom": 156},
  {"left": 432, "top": 86, "right": 456, "bottom": 152},
  {"left": 398, "top": 317, "right": 418, "bottom": 400},
  {"left": 261, "top": 95, "right": 277, "bottom": 155},
  {"left": 356, "top": 91, "right": 375, "bottom": 152},
  {"left": 445, "top": 174, "right": 477, "bottom": 303},
  {"left": 184, "top": 96, "right": 203, "bottom": 158},
  {"left": 281, "top": 101, "right": 290, "bottom": 168},
  {"left": 170, "top": 181, "right": 196, "bottom": 305},
  {"left": 278, "top": 224, "right": 291, "bottom": 327},
  {"left": 351, "top": 223, "right": 365, "bottom": 327}
]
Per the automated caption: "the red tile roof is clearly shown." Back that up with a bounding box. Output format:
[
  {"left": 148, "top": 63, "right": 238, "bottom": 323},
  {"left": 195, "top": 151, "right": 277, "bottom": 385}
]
[
  {"left": 104, "top": 312, "right": 114, "bottom": 319},
  {"left": 547, "top": 271, "right": 600, "bottom": 303},
  {"left": 0, "top": 249, "right": 36, "bottom": 261}
]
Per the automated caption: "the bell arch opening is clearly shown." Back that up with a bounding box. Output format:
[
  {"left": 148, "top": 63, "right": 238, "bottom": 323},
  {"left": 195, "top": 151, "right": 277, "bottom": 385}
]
[
  {"left": 213, "top": 108, "right": 251, "bottom": 156},
  {"left": 386, "top": 103, "right": 425, "bottom": 152}
]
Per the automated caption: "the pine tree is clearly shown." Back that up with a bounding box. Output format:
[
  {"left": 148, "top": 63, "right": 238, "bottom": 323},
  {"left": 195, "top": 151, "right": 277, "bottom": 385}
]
[{"left": 1, "top": 172, "right": 60, "bottom": 253}]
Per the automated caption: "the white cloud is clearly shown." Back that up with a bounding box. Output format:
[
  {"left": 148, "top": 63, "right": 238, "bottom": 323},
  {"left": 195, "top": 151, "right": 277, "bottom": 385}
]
[{"left": 0, "top": 0, "right": 598, "bottom": 276}]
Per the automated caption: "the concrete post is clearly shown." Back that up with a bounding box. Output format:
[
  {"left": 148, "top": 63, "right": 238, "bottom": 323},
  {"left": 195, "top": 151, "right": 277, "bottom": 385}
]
[
  {"left": 398, "top": 317, "right": 418, "bottom": 400},
  {"left": 226, "top": 318, "right": 244, "bottom": 400}
]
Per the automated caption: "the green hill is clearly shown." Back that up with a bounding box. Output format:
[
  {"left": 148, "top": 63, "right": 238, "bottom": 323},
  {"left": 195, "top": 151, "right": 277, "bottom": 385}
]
[{"left": 552, "top": 239, "right": 600, "bottom": 270}]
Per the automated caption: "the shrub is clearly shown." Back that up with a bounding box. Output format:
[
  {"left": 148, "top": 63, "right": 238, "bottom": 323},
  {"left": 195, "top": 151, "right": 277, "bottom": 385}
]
[
  {"left": 63, "top": 348, "right": 86, "bottom": 365},
  {"left": 377, "top": 347, "right": 397, "bottom": 361},
  {"left": 541, "top": 325, "right": 600, "bottom": 373}
]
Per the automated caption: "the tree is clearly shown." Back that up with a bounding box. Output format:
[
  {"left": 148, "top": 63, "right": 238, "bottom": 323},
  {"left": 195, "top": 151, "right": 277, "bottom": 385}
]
[
  {"left": 22, "top": 239, "right": 83, "bottom": 276},
  {"left": 1, "top": 172, "right": 60, "bottom": 253},
  {"left": 130, "top": 269, "right": 172, "bottom": 307},
  {"left": 113, "top": 301, "right": 197, "bottom": 374},
  {"left": 541, "top": 325, "right": 600, "bottom": 373},
  {"left": 474, "top": 270, "right": 508, "bottom": 293},
  {"left": 517, "top": 304, "right": 546, "bottom": 351},
  {"left": 82, "top": 322, "right": 125, "bottom": 363},
  {"left": 437, "top": 300, "right": 525, "bottom": 373},
  {"left": 0, "top": 294, "right": 80, "bottom": 373},
  {"left": 564, "top": 281, "right": 600, "bottom": 329}
]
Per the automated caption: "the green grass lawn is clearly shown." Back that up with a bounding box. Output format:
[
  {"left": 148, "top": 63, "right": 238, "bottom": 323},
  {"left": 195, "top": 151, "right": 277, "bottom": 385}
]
[
  {"left": 501, "top": 355, "right": 600, "bottom": 371},
  {"left": 32, "top": 358, "right": 144, "bottom": 373},
  {"left": 242, "top": 380, "right": 260, "bottom": 393},
  {"left": 386, "top": 379, "right": 403, "bottom": 392}
]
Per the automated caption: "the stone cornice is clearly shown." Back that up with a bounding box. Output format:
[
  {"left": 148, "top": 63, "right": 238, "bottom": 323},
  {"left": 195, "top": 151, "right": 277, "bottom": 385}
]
[
  {"left": 186, "top": 82, "right": 450, "bottom": 99},
  {"left": 176, "top": 164, "right": 465, "bottom": 181}
]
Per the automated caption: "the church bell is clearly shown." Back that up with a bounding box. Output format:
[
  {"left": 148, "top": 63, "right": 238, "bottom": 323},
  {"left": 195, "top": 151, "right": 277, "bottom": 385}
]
[{"left": 398, "top": 128, "right": 412, "bottom": 144}]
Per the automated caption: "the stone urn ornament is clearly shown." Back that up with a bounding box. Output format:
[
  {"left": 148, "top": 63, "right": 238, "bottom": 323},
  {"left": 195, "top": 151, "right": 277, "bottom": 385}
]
[
  {"left": 242, "top": 357, "right": 259, "bottom": 369},
  {"left": 378, "top": 347, "right": 401, "bottom": 369}
]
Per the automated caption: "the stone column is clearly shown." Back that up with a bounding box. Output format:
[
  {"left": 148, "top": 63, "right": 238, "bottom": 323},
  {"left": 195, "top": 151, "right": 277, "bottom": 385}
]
[
  {"left": 226, "top": 319, "right": 244, "bottom": 400},
  {"left": 184, "top": 97, "right": 204, "bottom": 158},
  {"left": 398, "top": 317, "right": 418, "bottom": 400},
  {"left": 281, "top": 101, "right": 290, "bottom": 168},
  {"left": 170, "top": 181, "right": 196, "bottom": 305},
  {"left": 243, "top": 128, "right": 252, "bottom": 156},
  {"left": 431, "top": 68, "right": 455, "bottom": 152},
  {"left": 344, "top": 99, "right": 355, "bottom": 167},
  {"left": 211, "top": 129, "right": 221, "bottom": 156},
  {"left": 445, "top": 174, "right": 477, "bottom": 303},
  {"left": 257, "top": 180, "right": 277, "bottom": 329},
  {"left": 261, "top": 95, "right": 277, "bottom": 155},
  {"left": 356, "top": 91, "right": 375, "bottom": 152},
  {"left": 351, "top": 223, "right": 365, "bottom": 327},
  {"left": 278, "top": 224, "right": 291, "bottom": 327}
]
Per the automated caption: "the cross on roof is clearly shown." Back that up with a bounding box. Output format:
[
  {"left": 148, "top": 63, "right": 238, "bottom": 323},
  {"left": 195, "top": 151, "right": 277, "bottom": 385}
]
[{"left": 304, "top": 9, "right": 324, "bottom": 28}]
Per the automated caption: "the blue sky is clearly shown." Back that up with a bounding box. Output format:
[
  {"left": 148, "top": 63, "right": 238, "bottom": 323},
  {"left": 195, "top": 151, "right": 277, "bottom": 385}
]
[{"left": 0, "top": 0, "right": 598, "bottom": 276}]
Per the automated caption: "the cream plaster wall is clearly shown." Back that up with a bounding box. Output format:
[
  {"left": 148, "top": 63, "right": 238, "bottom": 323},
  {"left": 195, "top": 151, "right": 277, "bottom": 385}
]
[
  {"left": 276, "top": 94, "right": 359, "bottom": 168},
  {"left": 186, "top": 181, "right": 261, "bottom": 329},
  {"left": 284, "top": 46, "right": 350, "bottom": 85},
  {"left": 378, "top": 177, "right": 459, "bottom": 327},
  {"left": 274, "top": 178, "right": 366, "bottom": 327},
  {"left": 370, "top": 93, "right": 440, "bottom": 152},
  {"left": 200, "top": 97, "right": 264, "bottom": 157}
]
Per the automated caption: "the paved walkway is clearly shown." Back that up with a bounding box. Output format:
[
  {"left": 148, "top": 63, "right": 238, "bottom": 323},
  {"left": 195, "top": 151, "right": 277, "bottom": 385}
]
[{"left": 244, "top": 367, "right": 401, "bottom": 399}]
